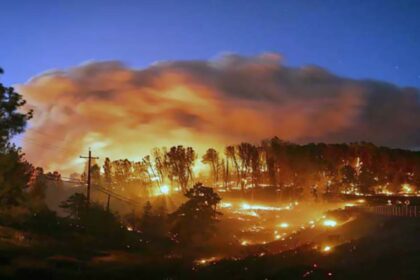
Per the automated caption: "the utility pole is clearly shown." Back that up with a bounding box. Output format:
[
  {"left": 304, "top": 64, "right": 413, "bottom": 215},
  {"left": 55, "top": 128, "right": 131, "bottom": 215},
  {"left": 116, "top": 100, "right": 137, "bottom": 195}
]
[
  {"left": 106, "top": 194, "right": 110, "bottom": 212},
  {"left": 80, "top": 148, "right": 99, "bottom": 208},
  {"left": 225, "top": 157, "right": 229, "bottom": 190}
]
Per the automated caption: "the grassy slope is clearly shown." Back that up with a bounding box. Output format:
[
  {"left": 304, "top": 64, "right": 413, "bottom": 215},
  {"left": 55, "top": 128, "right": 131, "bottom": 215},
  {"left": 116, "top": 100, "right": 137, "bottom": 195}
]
[{"left": 198, "top": 213, "right": 420, "bottom": 279}]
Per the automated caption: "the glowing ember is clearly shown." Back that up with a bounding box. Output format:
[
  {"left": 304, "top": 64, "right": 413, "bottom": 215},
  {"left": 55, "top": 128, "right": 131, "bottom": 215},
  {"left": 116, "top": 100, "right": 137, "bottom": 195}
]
[
  {"left": 248, "top": 211, "right": 259, "bottom": 217},
  {"left": 241, "top": 203, "right": 286, "bottom": 211},
  {"left": 195, "top": 256, "right": 219, "bottom": 265}
]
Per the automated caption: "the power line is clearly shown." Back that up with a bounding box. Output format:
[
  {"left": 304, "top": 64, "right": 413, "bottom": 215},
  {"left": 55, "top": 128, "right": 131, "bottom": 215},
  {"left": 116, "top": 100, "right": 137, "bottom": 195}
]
[
  {"left": 92, "top": 184, "right": 143, "bottom": 207},
  {"left": 44, "top": 176, "right": 143, "bottom": 207}
]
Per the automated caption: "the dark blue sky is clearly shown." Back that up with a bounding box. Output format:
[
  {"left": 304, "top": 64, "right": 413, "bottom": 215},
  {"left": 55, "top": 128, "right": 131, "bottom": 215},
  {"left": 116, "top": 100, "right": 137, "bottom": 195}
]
[{"left": 1, "top": 0, "right": 419, "bottom": 87}]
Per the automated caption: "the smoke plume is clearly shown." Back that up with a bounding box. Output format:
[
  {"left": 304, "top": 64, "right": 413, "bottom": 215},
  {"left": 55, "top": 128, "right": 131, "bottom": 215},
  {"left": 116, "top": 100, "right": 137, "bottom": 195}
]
[{"left": 18, "top": 53, "right": 420, "bottom": 174}]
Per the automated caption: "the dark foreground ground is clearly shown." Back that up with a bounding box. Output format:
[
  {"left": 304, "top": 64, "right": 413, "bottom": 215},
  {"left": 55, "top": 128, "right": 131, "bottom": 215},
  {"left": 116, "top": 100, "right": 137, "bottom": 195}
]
[
  {"left": 199, "top": 215, "right": 420, "bottom": 279},
  {"left": 0, "top": 211, "right": 419, "bottom": 280}
]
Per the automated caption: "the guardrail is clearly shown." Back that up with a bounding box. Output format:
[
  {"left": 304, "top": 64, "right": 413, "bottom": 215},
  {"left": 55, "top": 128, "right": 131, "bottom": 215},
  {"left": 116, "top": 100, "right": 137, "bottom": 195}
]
[{"left": 359, "top": 205, "right": 419, "bottom": 218}]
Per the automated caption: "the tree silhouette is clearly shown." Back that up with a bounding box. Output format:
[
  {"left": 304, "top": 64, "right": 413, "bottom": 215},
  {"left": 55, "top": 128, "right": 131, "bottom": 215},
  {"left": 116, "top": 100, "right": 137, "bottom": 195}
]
[
  {"left": 0, "top": 151, "right": 32, "bottom": 206},
  {"left": 152, "top": 147, "right": 168, "bottom": 186},
  {"left": 91, "top": 164, "right": 101, "bottom": 186},
  {"left": 170, "top": 183, "right": 221, "bottom": 248},
  {"left": 164, "top": 146, "right": 196, "bottom": 193},
  {"left": 202, "top": 148, "right": 219, "bottom": 183},
  {"left": 237, "top": 142, "right": 253, "bottom": 191},
  {"left": 139, "top": 201, "right": 167, "bottom": 239},
  {"left": 103, "top": 157, "right": 112, "bottom": 187},
  {"left": 140, "top": 201, "right": 153, "bottom": 230},
  {"left": 60, "top": 192, "right": 87, "bottom": 219},
  {"left": 28, "top": 167, "right": 48, "bottom": 205},
  {"left": 0, "top": 68, "right": 32, "bottom": 149},
  {"left": 0, "top": 68, "right": 33, "bottom": 207},
  {"left": 225, "top": 145, "right": 240, "bottom": 188}
]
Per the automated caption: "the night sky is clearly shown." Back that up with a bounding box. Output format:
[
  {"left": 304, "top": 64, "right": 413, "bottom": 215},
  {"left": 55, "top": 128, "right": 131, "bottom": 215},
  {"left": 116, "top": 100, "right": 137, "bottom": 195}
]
[{"left": 1, "top": 0, "right": 420, "bottom": 87}]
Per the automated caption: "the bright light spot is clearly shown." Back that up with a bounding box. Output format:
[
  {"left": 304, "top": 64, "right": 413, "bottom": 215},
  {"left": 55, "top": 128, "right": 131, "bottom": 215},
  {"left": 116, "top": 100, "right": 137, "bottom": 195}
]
[
  {"left": 401, "top": 183, "right": 413, "bottom": 194},
  {"left": 248, "top": 211, "right": 259, "bottom": 217},
  {"left": 241, "top": 240, "right": 248, "bottom": 246},
  {"left": 161, "top": 185, "right": 170, "bottom": 195},
  {"left": 152, "top": 185, "right": 171, "bottom": 196},
  {"left": 150, "top": 176, "right": 160, "bottom": 182},
  {"left": 220, "top": 202, "right": 232, "bottom": 208},
  {"left": 279, "top": 222, "right": 289, "bottom": 228},
  {"left": 241, "top": 203, "right": 251, "bottom": 210},
  {"left": 323, "top": 245, "right": 332, "bottom": 252},
  {"left": 323, "top": 219, "right": 337, "bottom": 227}
]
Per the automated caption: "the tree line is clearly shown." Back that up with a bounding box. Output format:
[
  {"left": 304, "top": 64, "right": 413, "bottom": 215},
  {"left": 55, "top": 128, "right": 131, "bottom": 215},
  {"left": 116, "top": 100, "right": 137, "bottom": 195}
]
[
  {"left": 87, "top": 146, "right": 196, "bottom": 197},
  {"left": 88, "top": 138, "right": 420, "bottom": 199}
]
